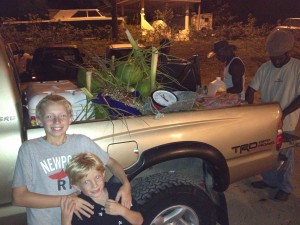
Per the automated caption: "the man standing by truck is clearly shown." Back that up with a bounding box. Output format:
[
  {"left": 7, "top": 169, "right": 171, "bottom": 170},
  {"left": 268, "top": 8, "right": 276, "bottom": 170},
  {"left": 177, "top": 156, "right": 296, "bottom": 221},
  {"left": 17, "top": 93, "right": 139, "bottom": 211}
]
[
  {"left": 245, "top": 29, "right": 300, "bottom": 201},
  {"left": 207, "top": 40, "right": 246, "bottom": 100},
  {"left": 8, "top": 42, "right": 32, "bottom": 76}
]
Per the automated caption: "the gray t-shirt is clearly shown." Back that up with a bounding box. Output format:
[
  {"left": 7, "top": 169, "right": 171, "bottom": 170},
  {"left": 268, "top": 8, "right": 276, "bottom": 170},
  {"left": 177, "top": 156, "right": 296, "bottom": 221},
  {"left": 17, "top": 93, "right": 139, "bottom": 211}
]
[{"left": 12, "top": 134, "right": 109, "bottom": 225}]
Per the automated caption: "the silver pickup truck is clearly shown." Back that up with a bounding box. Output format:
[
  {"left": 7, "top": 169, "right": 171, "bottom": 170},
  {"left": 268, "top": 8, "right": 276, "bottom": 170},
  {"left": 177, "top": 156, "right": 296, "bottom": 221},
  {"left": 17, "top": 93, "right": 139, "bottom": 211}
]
[{"left": 0, "top": 35, "right": 283, "bottom": 225}]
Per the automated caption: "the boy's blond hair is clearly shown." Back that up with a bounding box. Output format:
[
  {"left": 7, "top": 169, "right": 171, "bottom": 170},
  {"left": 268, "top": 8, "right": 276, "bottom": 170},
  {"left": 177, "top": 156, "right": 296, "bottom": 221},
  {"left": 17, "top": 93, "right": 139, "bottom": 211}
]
[
  {"left": 66, "top": 152, "right": 105, "bottom": 185},
  {"left": 36, "top": 94, "right": 73, "bottom": 120}
]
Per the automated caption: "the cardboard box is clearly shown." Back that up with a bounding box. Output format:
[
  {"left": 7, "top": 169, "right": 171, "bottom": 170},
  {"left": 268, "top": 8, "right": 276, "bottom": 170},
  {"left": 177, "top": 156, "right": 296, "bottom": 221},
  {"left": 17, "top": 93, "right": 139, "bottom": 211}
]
[{"left": 24, "top": 80, "right": 94, "bottom": 125}]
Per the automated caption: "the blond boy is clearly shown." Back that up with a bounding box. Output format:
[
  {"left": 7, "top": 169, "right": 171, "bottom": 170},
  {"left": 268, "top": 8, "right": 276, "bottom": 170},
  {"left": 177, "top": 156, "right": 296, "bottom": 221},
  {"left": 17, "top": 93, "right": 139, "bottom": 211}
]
[{"left": 61, "top": 152, "right": 143, "bottom": 225}]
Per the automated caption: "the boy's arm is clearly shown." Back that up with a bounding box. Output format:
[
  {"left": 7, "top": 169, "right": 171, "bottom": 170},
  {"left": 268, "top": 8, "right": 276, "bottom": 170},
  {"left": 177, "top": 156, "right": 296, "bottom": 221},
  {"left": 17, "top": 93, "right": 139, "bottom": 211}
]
[
  {"left": 105, "top": 199, "right": 143, "bottom": 225},
  {"left": 12, "top": 186, "right": 62, "bottom": 208},
  {"left": 61, "top": 196, "right": 75, "bottom": 225},
  {"left": 12, "top": 186, "right": 94, "bottom": 218},
  {"left": 106, "top": 157, "right": 132, "bottom": 208}
]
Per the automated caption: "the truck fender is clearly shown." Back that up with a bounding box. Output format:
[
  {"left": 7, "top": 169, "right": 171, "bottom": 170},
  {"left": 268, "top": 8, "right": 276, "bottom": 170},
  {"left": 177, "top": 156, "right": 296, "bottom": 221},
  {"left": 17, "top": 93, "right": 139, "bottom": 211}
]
[{"left": 126, "top": 141, "right": 230, "bottom": 192}]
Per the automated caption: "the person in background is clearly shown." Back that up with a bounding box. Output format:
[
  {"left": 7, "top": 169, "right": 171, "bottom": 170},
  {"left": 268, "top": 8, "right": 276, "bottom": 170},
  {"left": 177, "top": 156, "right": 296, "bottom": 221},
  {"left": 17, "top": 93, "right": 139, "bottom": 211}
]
[
  {"left": 245, "top": 29, "right": 300, "bottom": 201},
  {"left": 14, "top": 50, "right": 32, "bottom": 76},
  {"left": 61, "top": 152, "right": 143, "bottom": 225},
  {"left": 12, "top": 94, "right": 132, "bottom": 225},
  {"left": 207, "top": 40, "right": 246, "bottom": 100}
]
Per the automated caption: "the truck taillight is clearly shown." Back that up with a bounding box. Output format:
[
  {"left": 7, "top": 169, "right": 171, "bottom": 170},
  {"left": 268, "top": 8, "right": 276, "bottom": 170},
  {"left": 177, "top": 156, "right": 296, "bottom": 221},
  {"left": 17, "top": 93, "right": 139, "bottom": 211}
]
[
  {"left": 31, "top": 72, "right": 37, "bottom": 80},
  {"left": 276, "top": 129, "right": 283, "bottom": 150},
  {"left": 276, "top": 116, "right": 283, "bottom": 150}
]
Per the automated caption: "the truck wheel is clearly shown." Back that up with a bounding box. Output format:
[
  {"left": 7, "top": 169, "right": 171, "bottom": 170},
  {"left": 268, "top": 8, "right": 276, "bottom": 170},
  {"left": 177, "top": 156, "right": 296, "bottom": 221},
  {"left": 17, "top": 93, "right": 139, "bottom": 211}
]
[{"left": 132, "top": 172, "right": 217, "bottom": 225}]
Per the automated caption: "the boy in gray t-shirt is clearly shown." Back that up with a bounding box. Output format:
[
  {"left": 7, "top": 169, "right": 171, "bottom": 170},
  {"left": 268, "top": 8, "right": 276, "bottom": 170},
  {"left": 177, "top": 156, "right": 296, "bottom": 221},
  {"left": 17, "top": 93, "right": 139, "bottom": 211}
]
[{"left": 12, "top": 94, "right": 132, "bottom": 225}]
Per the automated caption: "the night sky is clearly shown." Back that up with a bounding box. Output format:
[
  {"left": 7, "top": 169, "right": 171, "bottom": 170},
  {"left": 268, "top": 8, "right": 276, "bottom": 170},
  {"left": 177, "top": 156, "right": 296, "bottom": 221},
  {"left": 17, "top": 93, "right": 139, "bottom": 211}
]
[{"left": 228, "top": 0, "right": 300, "bottom": 24}]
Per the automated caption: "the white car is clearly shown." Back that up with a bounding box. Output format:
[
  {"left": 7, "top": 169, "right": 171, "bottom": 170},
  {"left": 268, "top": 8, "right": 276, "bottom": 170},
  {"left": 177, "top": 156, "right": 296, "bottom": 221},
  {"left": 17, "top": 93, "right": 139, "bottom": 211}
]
[{"left": 275, "top": 18, "right": 300, "bottom": 38}]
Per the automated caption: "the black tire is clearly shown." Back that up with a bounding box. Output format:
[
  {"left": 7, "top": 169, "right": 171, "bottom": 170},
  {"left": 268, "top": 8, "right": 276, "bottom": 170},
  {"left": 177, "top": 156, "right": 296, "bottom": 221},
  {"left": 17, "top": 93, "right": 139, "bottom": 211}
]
[{"left": 132, "top": 172, "right": 217, "bottom": 225}]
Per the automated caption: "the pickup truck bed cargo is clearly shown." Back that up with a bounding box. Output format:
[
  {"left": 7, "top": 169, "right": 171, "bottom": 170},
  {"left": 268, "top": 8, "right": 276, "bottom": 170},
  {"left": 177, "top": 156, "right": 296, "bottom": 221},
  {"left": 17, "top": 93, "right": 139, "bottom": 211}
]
[
  {"left": 24, "top": 80, "right": 94, "bottom": 125},
  {"left": 0, "top": 35, "right": 283, "bottom": 225}
]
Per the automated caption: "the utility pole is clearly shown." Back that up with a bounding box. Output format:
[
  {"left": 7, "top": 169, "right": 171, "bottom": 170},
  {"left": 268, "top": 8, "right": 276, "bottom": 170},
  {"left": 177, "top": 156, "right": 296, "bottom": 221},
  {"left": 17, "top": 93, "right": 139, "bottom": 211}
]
[
  {"left": 197, "top": 0, "right": 201, "bottom": 30},
  {"left": 111, "top": 0, "right": 119, "bottom": 42}
]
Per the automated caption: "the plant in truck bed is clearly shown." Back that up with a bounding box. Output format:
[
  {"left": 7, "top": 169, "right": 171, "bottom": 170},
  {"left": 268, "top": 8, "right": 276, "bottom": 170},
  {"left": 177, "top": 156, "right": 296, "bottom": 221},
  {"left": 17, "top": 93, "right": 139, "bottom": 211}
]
[{"left": 79, "top": 30, "right": 183, "bottom": 119}]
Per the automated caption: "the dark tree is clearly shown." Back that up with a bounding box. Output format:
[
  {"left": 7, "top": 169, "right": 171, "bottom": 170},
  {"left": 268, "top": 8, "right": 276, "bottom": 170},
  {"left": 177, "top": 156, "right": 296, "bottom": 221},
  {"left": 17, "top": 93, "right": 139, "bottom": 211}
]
[
  {"left": 0, "top": 0, "right": 48, "bottom": 18},
  {"left": 202, "top": 0, "right": 300, "bottom": 25}
]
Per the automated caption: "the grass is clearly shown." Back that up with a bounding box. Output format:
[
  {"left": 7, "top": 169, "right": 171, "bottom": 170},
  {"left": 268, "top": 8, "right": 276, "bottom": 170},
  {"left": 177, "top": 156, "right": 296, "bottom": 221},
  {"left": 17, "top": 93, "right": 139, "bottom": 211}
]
[
  {"left": 78, "top": 35, "right": 299, "bottom": 89},
  {"left": 18, "top": 28, "right": 300, "bottom": 96},
  {"left": 75, "top": 37, "right": 267, "bottom": 88},
  {"left": 64, "top": 34, "right": 299, "bottom": 108},
  {"left": 169, "top": 36, "right": 300, "bottom": 88}
]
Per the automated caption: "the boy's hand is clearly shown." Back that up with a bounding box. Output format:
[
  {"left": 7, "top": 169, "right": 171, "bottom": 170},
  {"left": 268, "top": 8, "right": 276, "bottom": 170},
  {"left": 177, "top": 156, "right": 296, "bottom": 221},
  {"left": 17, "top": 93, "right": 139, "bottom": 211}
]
[
  {"left": 105, "top": 199, "right": 124, "bottom": 216},
  {"left": 69, "top": 193, "right": 94, "bottom": 220},
  {"left": 60, "top": 196, "right": 75, "bottom": 225},
  {"left": 115, "top": 182, "right": 132, "bottom": 209}
]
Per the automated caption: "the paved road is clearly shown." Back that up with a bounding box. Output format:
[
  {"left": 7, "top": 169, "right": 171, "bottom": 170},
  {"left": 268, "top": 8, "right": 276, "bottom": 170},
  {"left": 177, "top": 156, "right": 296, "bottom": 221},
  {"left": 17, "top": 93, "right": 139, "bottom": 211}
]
[{"left": 225, "top": 122, "right": 300, "bottom": 225}]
